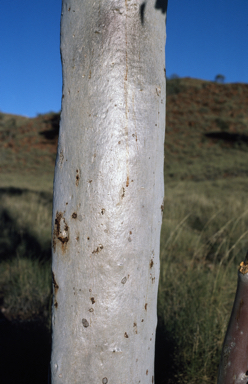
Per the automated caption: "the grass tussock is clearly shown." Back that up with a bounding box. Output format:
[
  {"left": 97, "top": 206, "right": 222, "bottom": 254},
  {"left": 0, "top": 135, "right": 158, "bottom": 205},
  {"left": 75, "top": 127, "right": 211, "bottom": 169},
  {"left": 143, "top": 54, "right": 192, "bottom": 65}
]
[
  {"left": 0, "top": 257, "right": 51, "bottom": 319},
  {"left": 0, "top": 188, "right": 52, "bottom": 321}
]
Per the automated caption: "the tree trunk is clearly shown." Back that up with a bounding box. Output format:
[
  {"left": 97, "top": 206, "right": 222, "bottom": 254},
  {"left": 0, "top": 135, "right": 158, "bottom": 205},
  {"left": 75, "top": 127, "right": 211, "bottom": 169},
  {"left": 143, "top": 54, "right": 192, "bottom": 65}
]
[
  {"left": 217, "top": 260, "right": 248, "bottom": 384},
  {"left": 51, "top": 1, "right": 167, "bottom": 383}
]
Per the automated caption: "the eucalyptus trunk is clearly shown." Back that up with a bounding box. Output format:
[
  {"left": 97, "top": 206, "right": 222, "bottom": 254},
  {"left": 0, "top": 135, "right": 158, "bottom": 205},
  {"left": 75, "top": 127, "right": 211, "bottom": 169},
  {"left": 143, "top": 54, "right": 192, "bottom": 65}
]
[
  {"left": 51, "top": 1, "right": 166, "bottom": 383},
  {"left": 218, "top": 259, "right": 248, "bottom": 384}
]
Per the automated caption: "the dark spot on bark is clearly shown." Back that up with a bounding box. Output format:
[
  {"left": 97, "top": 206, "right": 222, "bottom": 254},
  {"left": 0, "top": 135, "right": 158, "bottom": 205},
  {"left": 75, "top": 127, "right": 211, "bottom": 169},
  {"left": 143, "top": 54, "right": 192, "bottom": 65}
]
[
  {"left": 140, "top": 2, "right": 146, "bottom": 25},
  {"left": 149, "top": 259, "right": 154, "bottom": 268},
  {"left": 52, "top": 272, "right": 59, "bottom": 309},
  {"left": 53, "top": 212, "right": 69, "bottom": 252},
  {"left": 102, "top": 378, "right": 108, "bottom": 384},
  {"left": 101, "top": 208, "right": 105, "bottom": 215},
  {"left": 124, "top": 332, "right": 129, "bottom": 338},
  {"left": 89, "top": 308, "right": 94, "bottom": 312},
  {"left": 133, "top": 322, "right": 138, "bottom": 334},
  {"left": 72, "top": 212, "right": 77, "bottom": 219},
  {"left": 121, "top": 187, "right": 125, "bottom": 198},
  {"left": 90, "top": 297, "right": 95, "bottom": 304},
  {"left": 146, "top": 370, "right": 148, "bottom": 375},
  {"left": 121, "top": 277, "right": 127, "bottom": 284},
  {"left": 129, "top": 231, "right": 132, "bottom": 234},
  {"left": 76, "top": 170, "right": 80, "bottom": 186},
  {"left": 82, "top": 318, "right": 89, "bottom": 328},
  {"left": 145, "top": 303, "right": 148, "bottom": 310},
  {"left": 62, "top": 94, "right": 65, "bottom": 98},
  {"left": 141, "top": 319, "right": 144, "bottom": 322},
  {"left": 161, "top": 204, "right": 164, "bottom": 212},
  {"left": 92, "top": 245, "right": 103, "bottom": 254},
  {"left": 88, "top": 180, "right": 92, "bottom": 183},
  {"left": 118, "top": 141, "right": 121, "bottom": 144},
  {"left": 52, "top": 272, "right": 59, "bottom": 292},
  {"left": 87, "top": 237, "right": 90, "bottom": 240},
  {"left": 152, "top": 277, "right": 155, "bottom": 284},
  {"left": 76, "top": 236, "right": 79, "bottom": 241},
  {"left": 66, "top": 202, "right": 68, "bottom": 205},
  {"left": 68, "top": 7, "right": 70, "bottom": 11}
]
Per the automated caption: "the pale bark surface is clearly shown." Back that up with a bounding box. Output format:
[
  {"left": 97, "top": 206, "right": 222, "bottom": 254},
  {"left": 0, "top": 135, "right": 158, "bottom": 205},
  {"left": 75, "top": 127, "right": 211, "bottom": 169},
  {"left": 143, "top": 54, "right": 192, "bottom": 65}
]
[{"left": 51, "top": 1, "right": 166, "bottom": 383}]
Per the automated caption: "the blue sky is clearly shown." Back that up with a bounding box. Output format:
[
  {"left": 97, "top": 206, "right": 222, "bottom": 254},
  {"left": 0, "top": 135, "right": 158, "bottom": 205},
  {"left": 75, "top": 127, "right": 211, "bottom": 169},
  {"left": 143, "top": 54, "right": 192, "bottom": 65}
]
[{"left": 0, "top": 0, "right": 247, "bottom": 117}]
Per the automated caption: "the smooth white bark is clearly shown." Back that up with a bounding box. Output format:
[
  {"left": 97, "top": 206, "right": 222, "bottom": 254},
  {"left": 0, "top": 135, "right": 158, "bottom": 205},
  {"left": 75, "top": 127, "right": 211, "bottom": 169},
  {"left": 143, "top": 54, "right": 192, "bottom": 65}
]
[{"left": 51, "top": 1, "right": 166, "bottom": 383}]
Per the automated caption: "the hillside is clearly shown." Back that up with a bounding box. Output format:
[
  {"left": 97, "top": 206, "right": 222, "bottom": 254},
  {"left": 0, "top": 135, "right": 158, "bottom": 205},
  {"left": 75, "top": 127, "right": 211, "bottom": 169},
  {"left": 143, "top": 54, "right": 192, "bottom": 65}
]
[{"left": 0, "top": 77, "right": 248, "bottom": 189}]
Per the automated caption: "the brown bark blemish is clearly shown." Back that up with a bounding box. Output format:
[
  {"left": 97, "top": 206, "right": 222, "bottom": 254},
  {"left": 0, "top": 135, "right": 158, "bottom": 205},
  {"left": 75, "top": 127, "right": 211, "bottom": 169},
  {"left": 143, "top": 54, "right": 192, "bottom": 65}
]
[
  {"left": 72, "top": 212, "right": 77, "bottom": 219},
  {"left": 52, "top": 272, "right": 59, "bottom": 292},
  {"left": 146, "top": 370, "right": 148, "bottom": 375},
  {"left": 133, "top": 322, "right": 138, "bottom": 334},
  {"left": 90, "top": 297, "right": 95, "bottom": 304},
  {"left": 124, "top": 332, "right": 129, "bottom": 338},
  {"left": 102, "top": 378, "right": 108, "bottom": 384},
  {"left": 52, "top": 271, "right": 59, "bottom": 309},
  {"left": 161, "top": 204, "right": 164, "bottom": 212},
  {"left": 82, "top": 318, "right": 89, "bottom": 328},
  {"left": 53, "top": 212, "right": 69, "bottom": 252},
  {"left": 76, "top": 169, "right": 80, "bottom": 186},
  {"left": 126, "top": 176, "right": 129, "bottom": 187},
  {"left": 145, "top": 303, "right": 148, "bottom": 311},
  {"left": 149, "top": 259, "right": 154, "bottom": 268},
  {"left": 121, "top": 277, "right": 127, "bottom": 284},
  {"left": 101, "top": 208, "right": 105, "bottom": 215},
  {"left": 92, "top": 245, "right": 103, "bottom": 254}
]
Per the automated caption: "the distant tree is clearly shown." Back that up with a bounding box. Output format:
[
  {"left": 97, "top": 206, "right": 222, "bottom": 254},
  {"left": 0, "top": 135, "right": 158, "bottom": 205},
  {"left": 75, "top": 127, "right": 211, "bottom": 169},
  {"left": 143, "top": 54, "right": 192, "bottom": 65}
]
[
  {"left": 170, "top": 73, "right": 180, "bottom": 80},
  {"left": 215, "top": 74, "right": 225, "bottom": 84}
]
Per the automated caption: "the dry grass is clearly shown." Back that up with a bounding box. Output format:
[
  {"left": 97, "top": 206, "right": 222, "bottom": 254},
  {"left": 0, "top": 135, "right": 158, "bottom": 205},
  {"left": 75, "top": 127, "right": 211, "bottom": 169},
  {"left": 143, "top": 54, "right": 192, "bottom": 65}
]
[{"left": 157, "top": 179, "right": 248, "bottom": 383}]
